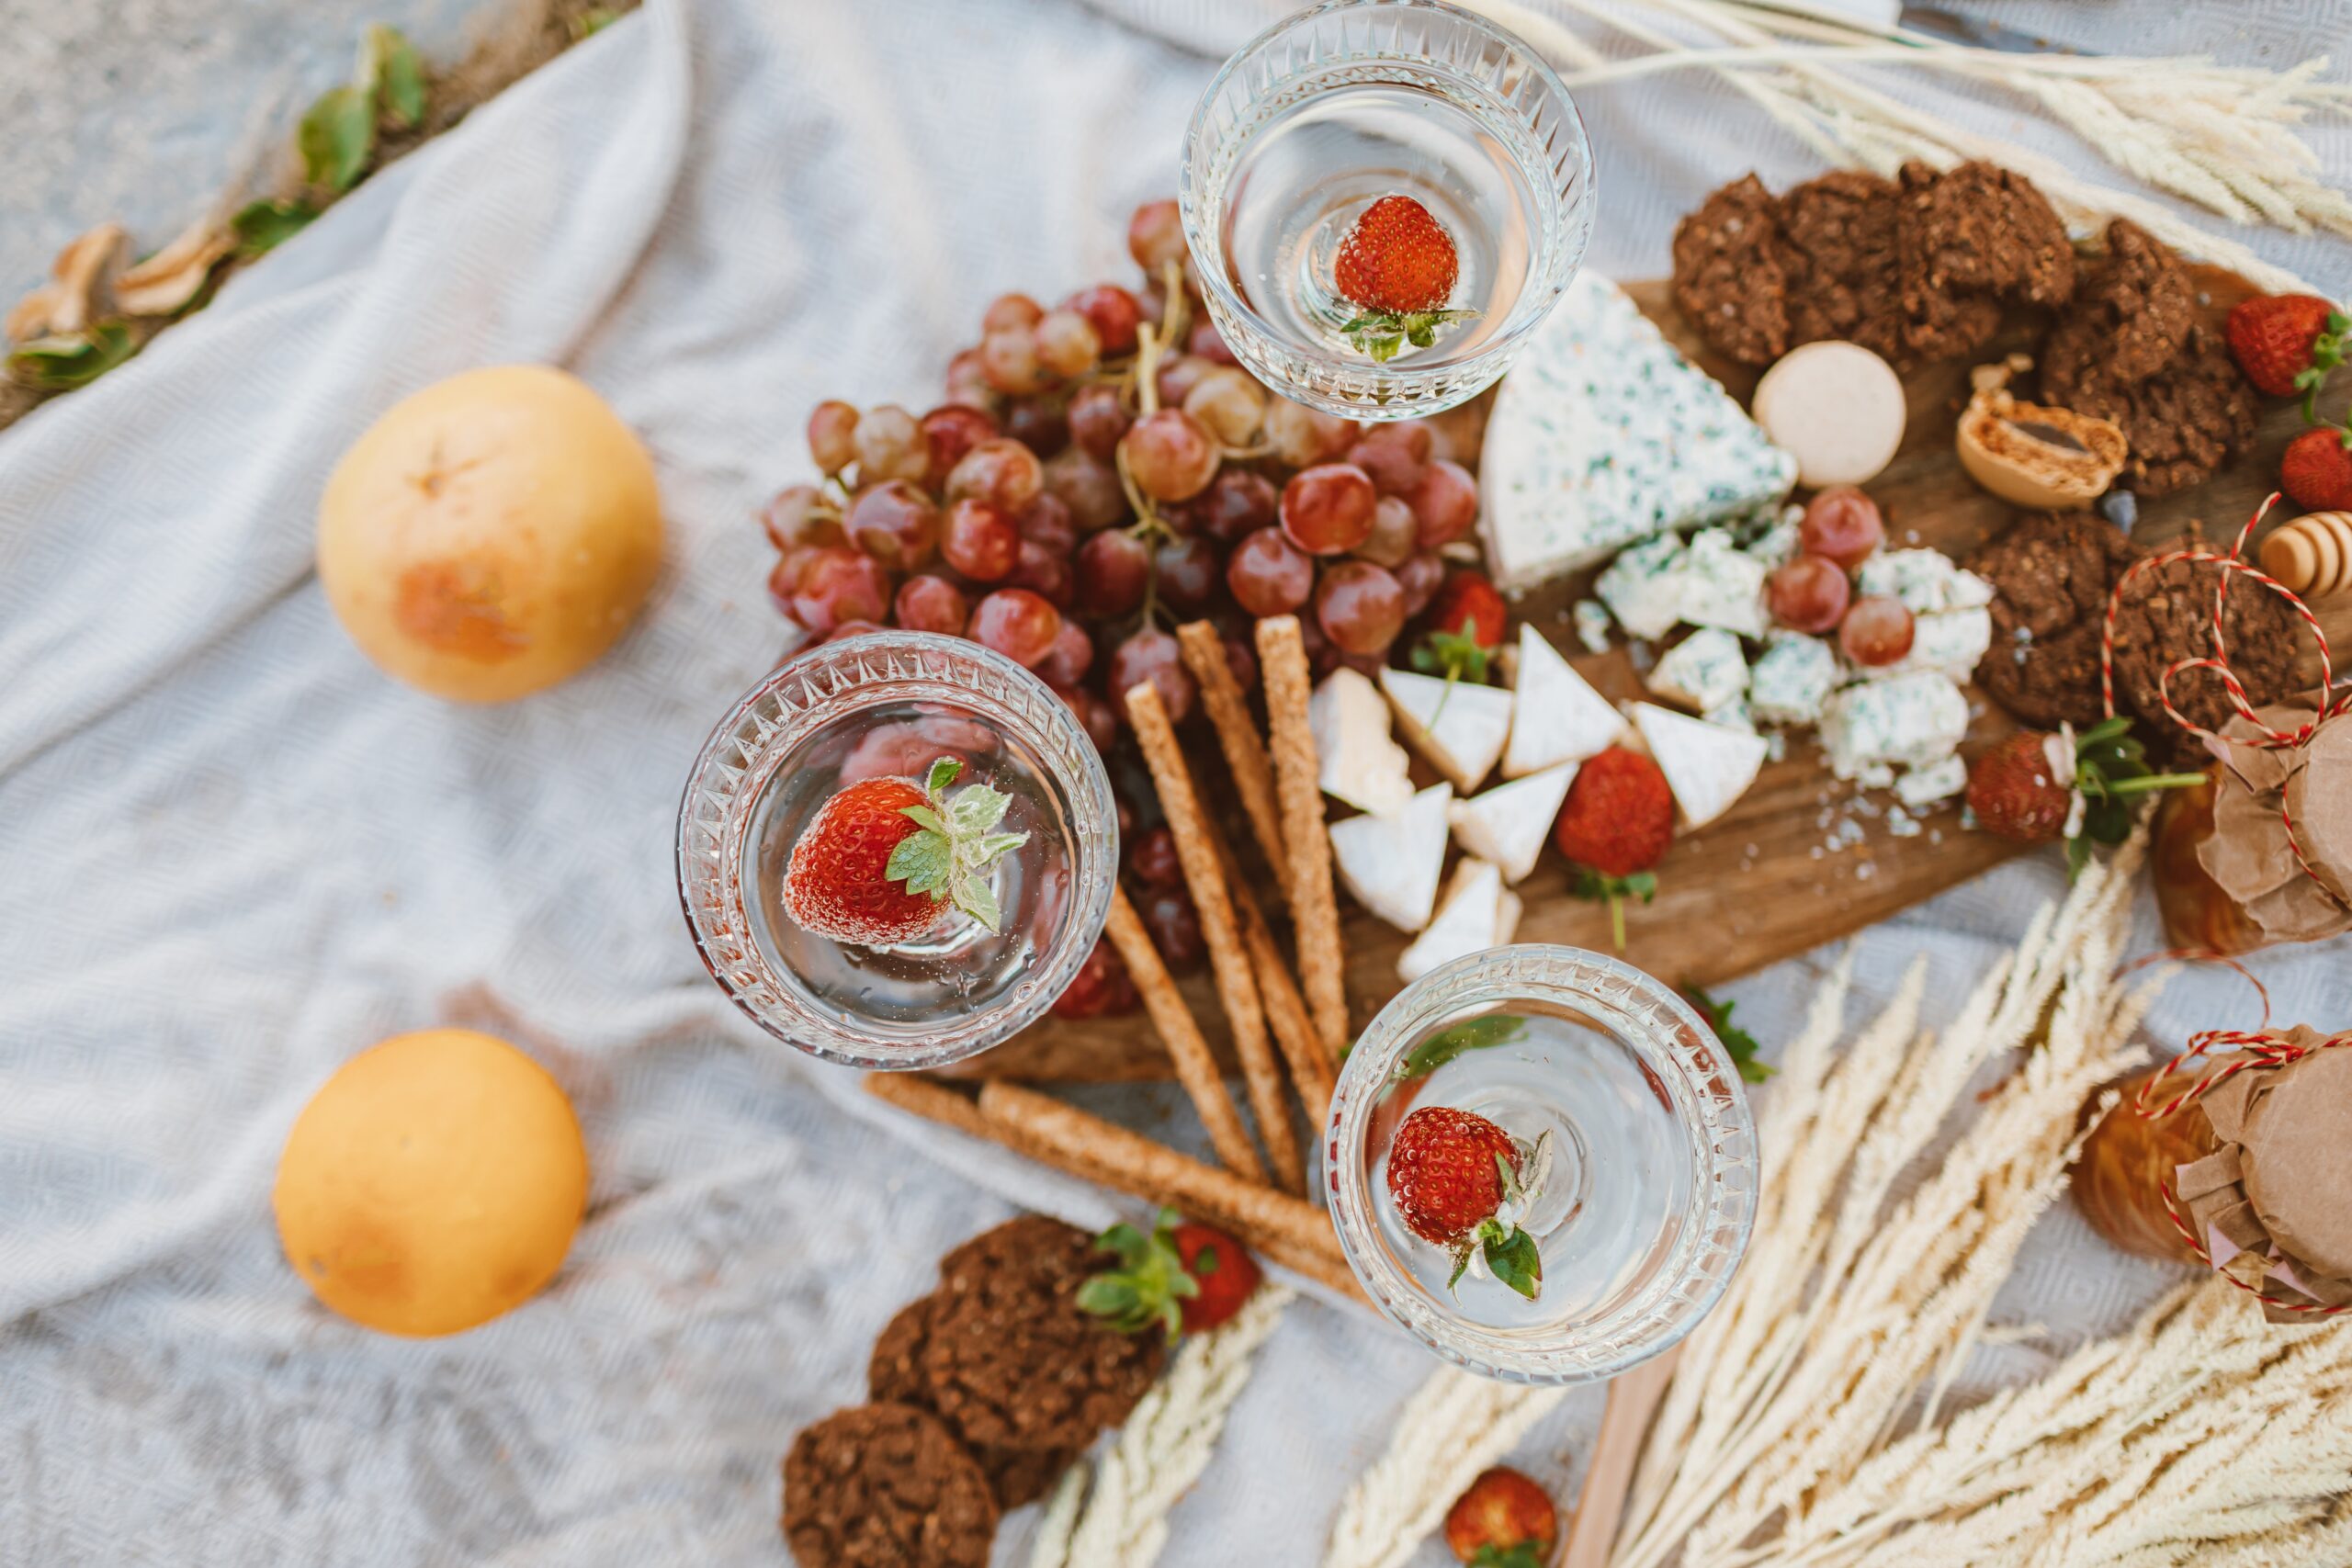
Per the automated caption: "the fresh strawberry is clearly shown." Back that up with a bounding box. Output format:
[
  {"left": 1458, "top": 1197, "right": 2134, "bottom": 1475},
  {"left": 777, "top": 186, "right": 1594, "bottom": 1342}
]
[
  {"left": 1967, "top": 718, "right": 2205, "bottom": 875},
  {"left": 2281, "top": 423, "right": 2352, "bottom": 511},
  {"left": 778, "top": 756, "right": 1028, "bottom": 944},
  {"left": 2224, "top": 293, "right": 2347, "bottom": 410},
  {"left": 1552, "top": 746, "right": 1675, "bottom": 949},
  {"left": 1385, "top": 1105, "right": 1544, "bottom": 1299},
  {"left": 1079, "top": 1208, "right": 1262, "bottom": 1338},
  {"left": 1443, "top": 1467, "right": 1560, "bottom": 1568},
  {"left": 1412, "top": 570, "right": 1510, "bottom": 692},
  {"left": 1333, "top": 195, "right": 1476, "bottom": 364}
]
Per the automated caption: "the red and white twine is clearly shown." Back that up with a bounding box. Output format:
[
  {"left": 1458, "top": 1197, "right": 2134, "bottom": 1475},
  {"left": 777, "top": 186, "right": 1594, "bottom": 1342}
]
[{"left": 2099, "top": 492, "right": 2352, "bottom": 905}]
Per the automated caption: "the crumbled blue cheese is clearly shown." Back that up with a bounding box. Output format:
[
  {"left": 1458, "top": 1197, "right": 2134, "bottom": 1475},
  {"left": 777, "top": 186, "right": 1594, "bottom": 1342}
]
[
  {"left": 1478, "top": 272, "right": 1799, "bottom": 591},
  {"left": 1860, "top": 605, "right": 1993, "bottom": 684},
  {"left": 1858, "top": 549, "right": 1994, "bottom": 615},
  {"left": 1894, "top": 754, "right": 1969, "bottom": 807},
  {"left": 1648, "top": 627, "right": 1750, "bottom": 714},
  {"left": 1743, "top": 508, "right": 1804, "bottom": 573},
  {"left": 1706, "top": 696, "right": 1757, "bottom": 734},
  {"left": 1818, "top": 672, "right": 1969, "bottom": 779},
  {"left": 1749, "top": 632, "right": 1838, "bottom": 726},
  {"left": 1668, "top": 528, "right": 1769, "bottom": 638},
  {"left": 1571, "top": 599, "right": 1613, "bottom": 656},
  {"left": 1596, "top": 534, "right": 1687, "bottom": 639}
]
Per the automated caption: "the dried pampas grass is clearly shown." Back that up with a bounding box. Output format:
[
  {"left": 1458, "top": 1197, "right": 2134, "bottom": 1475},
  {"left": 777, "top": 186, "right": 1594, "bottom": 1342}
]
[{"left": 1464, "top": 0, "right": 2352, "bottom": 297}]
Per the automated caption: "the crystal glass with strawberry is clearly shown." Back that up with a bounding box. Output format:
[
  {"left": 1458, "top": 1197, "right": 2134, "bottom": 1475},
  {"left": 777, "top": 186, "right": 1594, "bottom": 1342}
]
[
  {"left": 1326, "top": 944, "right": 1758, "bottom": 1383},
  {"left": 1180, "top": 0, "right": 1594, "bottom": 420},
  {"left": 676, "top": 630, "right": 1117, "bottom": 1069}
]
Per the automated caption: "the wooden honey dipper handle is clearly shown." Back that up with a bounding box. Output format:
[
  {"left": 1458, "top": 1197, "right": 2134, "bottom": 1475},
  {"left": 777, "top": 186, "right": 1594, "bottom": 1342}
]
[{"left": 2259, "top": 510, "right": 2352, "bottom": 600}]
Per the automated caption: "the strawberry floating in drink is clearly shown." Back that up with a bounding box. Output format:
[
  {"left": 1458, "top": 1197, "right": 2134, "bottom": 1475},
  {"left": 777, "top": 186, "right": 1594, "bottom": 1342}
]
[
  {"left": 1385, "top": 1104, "right": 1546, "bottom": 1299},
  {"left": 778, "top": 757, "right": 1029, "bottom": 945},
  {"left": 1333, "top": 194, "right": 1477, "bottom": 363}
]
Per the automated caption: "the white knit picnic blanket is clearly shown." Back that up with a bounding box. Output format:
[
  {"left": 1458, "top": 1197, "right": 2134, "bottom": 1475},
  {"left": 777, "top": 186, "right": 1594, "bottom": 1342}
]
[{"left": 2, "top": 1, "right": 2346, "bottom": 1562}]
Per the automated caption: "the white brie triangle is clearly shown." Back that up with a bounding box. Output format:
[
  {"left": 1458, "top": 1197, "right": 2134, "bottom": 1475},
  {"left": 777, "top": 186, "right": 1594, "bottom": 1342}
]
[
  {"left": 1397, "top": 858, "right": 1508, "bottom": 983},
  {"left": 1378, "top": 667, "right": 1514, "bottom": 794},
  {"left": 1447, "top": 763, "right": 1576, "bottom": 884},
  {"left": 1309, "top": 667, "right": 1415, "bottom": 817},
  {"left": 1504, "top": 624, "right": 1625, "bottom": 777},
  {"left": 1631, "top": 702, "right": 1768, "bottom": 829},
  {"left": 1329, "top": 782, "right": 1453, "bottom": 932}
]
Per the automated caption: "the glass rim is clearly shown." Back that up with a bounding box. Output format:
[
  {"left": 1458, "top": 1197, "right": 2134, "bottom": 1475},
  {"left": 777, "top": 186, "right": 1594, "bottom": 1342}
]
[
  {"left": 1177, "top": 0, "right": 1595, "bottom": 404},
  {"left": 1324, "top": 942, "right": 1758, "bottom": 1384},
  {"left": 673, "top": 630, "right": 1118, "bottom": 1072}
]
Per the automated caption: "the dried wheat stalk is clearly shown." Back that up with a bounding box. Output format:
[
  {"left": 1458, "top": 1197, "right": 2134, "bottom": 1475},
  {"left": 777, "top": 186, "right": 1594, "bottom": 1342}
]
[
  {"left": 1467, "top": 0, "right": 2349, "bottom": 297},
  {"left": 1321, "top": 1369, "right": 1565, "bottom": 1568}
]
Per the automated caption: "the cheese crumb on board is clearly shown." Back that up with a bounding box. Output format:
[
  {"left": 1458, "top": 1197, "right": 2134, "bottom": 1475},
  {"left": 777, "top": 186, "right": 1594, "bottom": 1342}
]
[
  {"left": 1478, "top": 272, "right": 1797, "bottom": 592},
  {"left": 1647, "top": 626, "right": 1750, "bottom": 715},
  {"left": 1329, "top": 783, "right": 1453, "bottom": 932},
  {"left": 1571, "top": 599, "right": 1613, "bottom": 655},
  {"left": 1894, "top": 753, "right": 1968, "bottom": 807}
]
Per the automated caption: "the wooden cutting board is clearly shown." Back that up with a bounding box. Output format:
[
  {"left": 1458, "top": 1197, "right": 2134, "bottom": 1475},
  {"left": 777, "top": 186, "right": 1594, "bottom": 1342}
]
[{"left": 955, "top": 266, "right": 2348, "bottom": 1082}]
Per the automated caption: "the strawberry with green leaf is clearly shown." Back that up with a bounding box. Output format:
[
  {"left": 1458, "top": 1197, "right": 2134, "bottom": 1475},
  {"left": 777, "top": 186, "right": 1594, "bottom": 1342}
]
[
  {"left": 1964, "top": 716, "right": 2204, "bottom": 877},
  {"left": 1411, "top": 570, "right": 1509, "bottom": 686},
  {"left": 1553, "top": 747, "right": 1676, "bottom": 950},
  {"left": 1078, "top": 1208, "right": 1262, "bottom": 1339},
  {"left": 1444, "top": 1466, "right": 1560, "bottom": 1567},
  {"left": 1334, "top": 195, "right": 1478, "bottom": 363},
  {"left": 779, "top": 757, "right": 1027, "bottom": 945},
  {"left": 1386, "top": 1106, "right": 1547, "bottom": 1300}
]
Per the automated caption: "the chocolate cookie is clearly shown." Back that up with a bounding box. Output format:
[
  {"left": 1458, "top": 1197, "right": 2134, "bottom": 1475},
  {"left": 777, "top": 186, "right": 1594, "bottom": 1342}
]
[
  {"left": 1671, "top": 174, "right": 1792, "bottom": 367},
  {"left": 2110, "top": 554, "right": 2304, "bottom": 752},
  {"left": 869, "top": 1292, "right": 1076, "bottom": 1509},
  {"left": 2045, "top": 325, "right": 2256, "bottom": 497},
  {"left": 1968, "top": 510, "right": 2143, "bottom": 728},
  {"left": 783, "top": 1403, "right": 997, "bottom": 1568},
  {"left": 1896, "top": 160, "right": 2075, "bottom": 308},
  {"left": 1778, "top": 169, "right": 1906, "bottom": 363},
  {"left": 2042, "top": 219, "right": 2195, "bottom": 389},
  {"left": 922, "top": 1215, "right": 1165, "bottom": 1453}
]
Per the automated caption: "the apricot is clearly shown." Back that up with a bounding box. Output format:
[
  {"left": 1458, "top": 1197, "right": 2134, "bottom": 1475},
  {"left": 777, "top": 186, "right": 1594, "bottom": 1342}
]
[{"left": 317, "top": 365, "right": 662, "bottom": 702}]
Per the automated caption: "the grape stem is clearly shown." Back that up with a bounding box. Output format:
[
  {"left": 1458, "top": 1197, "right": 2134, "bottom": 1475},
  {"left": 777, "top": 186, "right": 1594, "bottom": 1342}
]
[{"left": 1108, "top": 258, "right": 1199, "bottom": 635}]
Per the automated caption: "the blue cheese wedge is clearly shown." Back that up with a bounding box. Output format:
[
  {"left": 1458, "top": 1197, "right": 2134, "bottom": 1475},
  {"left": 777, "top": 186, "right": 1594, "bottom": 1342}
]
[
  {"left": 1858, "top": 549, "right": 1994, "bottom": 615},
  {"left": 1380, "top": 668, "right": 1514, "bottom": 794},
  {"left": 1449, "top": 762, "right": 1577, "bottom": 884},
  {"left": 1749, "top": 631, "right": 1838, "bottom": 726},
  {"left": 1894, "top": 754, "right": 1968, "bottom": 807},
  {"left": 1572, "top": 599, "right": 1613, "bottom": 655},
  {"left": 1647, "top": 627, "right": 1749, "bottom": 715},
  {"left": 1397, "top": 858, "right": 1510, "bottom": 983},
  {"left": 1309, "top": 668, "right": 1414, "bottom": 817},
  {"left": 1596, "top": 535, "right": 1688, "bottom": 640},
  {"left": 1504, "top": 624, "right": 1625, "bottom": 776},
  {"left": 1329, "top": 783, "right": 1453, "bottom": 932},
  {"left": 1860, "top": 605, "right": 1992, "bottom": 683},
  {"left": 1631, "top": 702, "right": 1768, "bottom": 829},
  {"left": 1817, "top": 672, "right": 1968, "bottom": 779},
  {"left": 1479, "top": 272, "right": 1798, "bottom": 591},
  {"left": 1668, "top": 528, "right": 1769, "bottom": 639}
]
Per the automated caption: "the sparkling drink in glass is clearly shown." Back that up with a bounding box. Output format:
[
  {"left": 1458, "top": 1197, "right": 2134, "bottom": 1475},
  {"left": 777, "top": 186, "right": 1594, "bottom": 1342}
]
[
  {"left": 1327, "top": 945, "right": 1757, "bottom": 1382},
  {"left": 676, "top": 631, "right": 1118, "bottom": 1070},
  {"left": 1180, "top": 0, "right": 1595, "bottom": 421}
]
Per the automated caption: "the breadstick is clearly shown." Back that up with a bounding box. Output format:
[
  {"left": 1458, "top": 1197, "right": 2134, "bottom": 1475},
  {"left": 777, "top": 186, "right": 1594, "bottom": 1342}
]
[
  {"left": 1104, "top": 884, "right": 1266, "bottom": 1184},
  {"left": 1176, "top": 620, "right": 1288, "bottom": 893},
  {"left": 1125, "top": 679, "right": 1304, "bottom": 1195},
  {"left": 1255, "top": 615, "right": 1350, "bottom": 1059},
  {"left": 1231, "top": 863, "right": 1334, "bottom": 1129},
  {"left": 978, "top": 1082, "right": 1343, "bottom": 1267}
]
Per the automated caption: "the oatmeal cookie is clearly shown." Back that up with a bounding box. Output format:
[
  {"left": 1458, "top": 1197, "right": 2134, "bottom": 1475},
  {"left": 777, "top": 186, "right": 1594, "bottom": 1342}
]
[
  {"left": 921, "top": 1215, "right": 1164, "bottom": 1453},
  {"left": 2046, "top": 325, "right": 2257, "bottom": 496},
  {"left": 782, "top": 1403, "right": 997, "bottom": 1568},
  {"left": 2041, "top": 218, "right": 2195, "bottom": 389},
  {"left": 1968, "top": 510, "right": 2143, "bottom": 728},
  {"left": 869, "top": 1292, "right": 1077, "bottom": 1509},
  {"left": 1778, "top": 169, "right": 1906, "bottom": 362},
  {"left": 1896, "top": 160, "right": 2075, "bottom": 308},
  {"left": 2110, "top": 552, "right": 2304, "bottom": 752},
  {"left": 1671, "top": 174, "right": 1792, "bottom": 367}
]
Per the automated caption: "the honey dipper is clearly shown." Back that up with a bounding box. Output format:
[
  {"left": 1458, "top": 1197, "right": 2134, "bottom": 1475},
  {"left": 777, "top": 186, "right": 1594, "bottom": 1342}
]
[{"left": 2259, "top": 511, "right": 2352, "bottom": 601}]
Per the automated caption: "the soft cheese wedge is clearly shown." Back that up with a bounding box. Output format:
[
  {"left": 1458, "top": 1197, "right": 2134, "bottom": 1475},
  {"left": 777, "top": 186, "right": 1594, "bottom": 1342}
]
[
  {"left": 1397, "top": 858, "right": 1509, "bottom": 983},
  {"left": 1502, "top": 625, "right": 1624, "bottom": 777},
  {"left": 1631, "top": 702, "right": 1768, "bottom": 829},
  {"left": 1378, "top": 668, "right": 1514, "bottom": 795},
  {"left": 1309, "top": 667, "right": 1414, "bottom": 817},
  {"left": 1329, "top": 782, "right": 1452, "bottom": 932},
  {"left": 1448, "top": 762, "right": 1577, "bottom": 884}
]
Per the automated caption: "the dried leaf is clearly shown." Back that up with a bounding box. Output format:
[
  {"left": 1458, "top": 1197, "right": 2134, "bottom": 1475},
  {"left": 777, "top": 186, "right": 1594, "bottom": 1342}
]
[
  {"left": 365, "top": 25, "right": 427, "bottom": 130},
  {"left": 8, "top": 323, "right": 137, "bottom": 391},
  {"left": 5, "top": 222, "right": 129, "bottom": 344},
  {"left": 231, "top": 199, "right": 320, "bottom": 257},
  {"left": 114, "top": 220, "right": 233, "bottom": 317}
]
